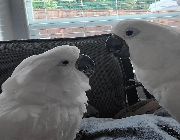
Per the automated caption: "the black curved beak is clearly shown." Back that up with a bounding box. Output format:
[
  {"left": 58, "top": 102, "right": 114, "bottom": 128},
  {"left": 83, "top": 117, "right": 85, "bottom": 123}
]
[
  {"left": 76, "top": 54, "right": 95, "bottom": 78},
  {"left": 106, "top": 34, "right": 130, "bottom": 58}
]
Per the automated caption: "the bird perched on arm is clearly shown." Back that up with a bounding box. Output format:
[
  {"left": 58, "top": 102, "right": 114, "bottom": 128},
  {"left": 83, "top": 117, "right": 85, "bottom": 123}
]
[
  {"left": 0, "top": 45, "right": 94, "bottom": 140},
  {"left": 112, "top": 20, "right": 180, "bottom": 123}
]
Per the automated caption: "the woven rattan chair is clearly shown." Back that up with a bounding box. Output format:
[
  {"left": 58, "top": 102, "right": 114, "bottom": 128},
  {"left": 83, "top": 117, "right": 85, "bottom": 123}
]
[{"left": 0, "top": 34, "right": 139, "bottom": 118}]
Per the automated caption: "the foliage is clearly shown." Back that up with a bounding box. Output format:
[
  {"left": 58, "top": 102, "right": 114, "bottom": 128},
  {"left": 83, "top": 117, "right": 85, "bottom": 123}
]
[
  {"left": 32, "top": 0, "right": 159, "bottom": 10},
  {"left": 33, "top": 0, "right": 58, "bottom": 9}
]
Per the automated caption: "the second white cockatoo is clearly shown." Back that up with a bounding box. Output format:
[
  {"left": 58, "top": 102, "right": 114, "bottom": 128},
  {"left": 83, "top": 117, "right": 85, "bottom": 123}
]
[{"left": 112, "top": 20, "right": 180, "bottom": 123}]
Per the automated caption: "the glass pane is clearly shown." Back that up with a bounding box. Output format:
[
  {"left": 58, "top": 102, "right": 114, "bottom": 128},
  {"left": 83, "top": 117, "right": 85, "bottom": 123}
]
[{"left": 26, "top": 0, "right": 180, "bottom": 38}]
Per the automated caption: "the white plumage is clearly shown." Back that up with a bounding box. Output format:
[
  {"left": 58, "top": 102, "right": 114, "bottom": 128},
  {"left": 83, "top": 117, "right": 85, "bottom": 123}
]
[
  {"left": 0, "top": 45, "right": 91, "bottom": 140},
  {"left": 112, "top": 20, "right": 180, "bottom": 123}
]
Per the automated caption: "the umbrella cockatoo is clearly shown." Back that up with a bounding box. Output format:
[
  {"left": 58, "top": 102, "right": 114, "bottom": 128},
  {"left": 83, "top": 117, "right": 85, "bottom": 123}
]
[
  {"left": 112, "top": 20, "right": 180, "bottom": 123},
  {"left": 0, "top": 45, "right": 94, "bottom": 140}
]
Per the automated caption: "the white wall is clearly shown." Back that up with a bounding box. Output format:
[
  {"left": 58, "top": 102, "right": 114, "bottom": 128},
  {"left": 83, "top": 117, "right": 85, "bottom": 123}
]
[
  {"left": 0, "top": 0, "right": 29, "bottom": 41},
  {"left": 0, "top": 0, "right": 14, "bottom": 41},
  {"left": 177, "top": 0, "right": 180, "bottom": 5}
]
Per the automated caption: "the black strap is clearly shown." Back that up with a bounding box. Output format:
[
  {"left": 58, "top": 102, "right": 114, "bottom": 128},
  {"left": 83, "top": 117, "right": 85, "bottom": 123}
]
[{"left": 106, "top": 34, "right": 139, "bottom": 105}]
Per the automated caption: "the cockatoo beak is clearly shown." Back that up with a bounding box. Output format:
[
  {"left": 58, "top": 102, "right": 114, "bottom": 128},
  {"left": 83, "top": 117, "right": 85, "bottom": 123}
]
[
  {"left": 106, "top": 34, "right": 130, "bottom": 58},
  {"left": 76, "top": 54, "right": 95, "bottom": 78}
]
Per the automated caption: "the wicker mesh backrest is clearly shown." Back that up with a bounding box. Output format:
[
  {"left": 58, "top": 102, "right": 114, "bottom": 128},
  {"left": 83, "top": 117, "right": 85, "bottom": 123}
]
[{"left": 0, "top": 34, "right": 126, "bottom": 117}]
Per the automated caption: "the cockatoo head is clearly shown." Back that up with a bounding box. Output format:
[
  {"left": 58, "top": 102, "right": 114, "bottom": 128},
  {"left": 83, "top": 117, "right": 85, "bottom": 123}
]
[
  {"left": 3, "top": 45, "right": 95, "bottom": 104},
  {"left": 38, "top": 45, "right": 81, "bottom": 72},
  {"left": 112, "top": 20, "right": 170, "bottom": 69}
]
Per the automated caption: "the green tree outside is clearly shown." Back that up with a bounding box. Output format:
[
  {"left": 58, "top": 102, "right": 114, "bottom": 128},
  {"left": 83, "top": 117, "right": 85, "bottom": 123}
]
[{"left": 32, "top": 0, "right": 159, "bottom": 10}]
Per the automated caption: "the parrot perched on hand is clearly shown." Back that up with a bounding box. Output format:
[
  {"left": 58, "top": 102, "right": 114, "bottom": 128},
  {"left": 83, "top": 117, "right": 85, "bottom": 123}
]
[
  {"left": 112, "top": 20, "right": 180, "bottom": 123},
  {"left": 0, "top": 45, "right": 94, "bottom": 140}
]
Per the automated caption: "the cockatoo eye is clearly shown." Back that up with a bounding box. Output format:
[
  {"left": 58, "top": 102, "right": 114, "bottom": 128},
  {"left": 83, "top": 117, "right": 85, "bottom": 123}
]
[
  {"left": 62, "top": 60, "right": 69, "bottom": 65},
  {"left": 126, "top": 30, "right": 134, "bottom": 36},
  {"left": 125, "top": 28, "right": 139, "bottom": 38},
  {"left": 57, "top": 60, "right": 69, "bottom": 66}
]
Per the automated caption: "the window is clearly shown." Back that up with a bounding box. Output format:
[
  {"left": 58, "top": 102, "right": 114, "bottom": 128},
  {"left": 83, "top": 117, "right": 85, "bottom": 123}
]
[{"left": 25, "top": 0, "right": 180, "bottom": 39}]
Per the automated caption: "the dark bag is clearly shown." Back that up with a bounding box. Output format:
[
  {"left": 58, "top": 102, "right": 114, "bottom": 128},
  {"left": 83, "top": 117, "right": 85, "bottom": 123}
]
[{"left": 0, "top": 34, "right": 139, "bottom": 117}]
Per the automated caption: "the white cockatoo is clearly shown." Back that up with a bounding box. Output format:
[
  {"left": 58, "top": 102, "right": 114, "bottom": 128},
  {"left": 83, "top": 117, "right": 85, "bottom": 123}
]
[
  {"left": 112, "top": 20, "right": 180, "bottom": 123},
  {"left": 0, "top": 45, "right": 93, "bottom": 140}
]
